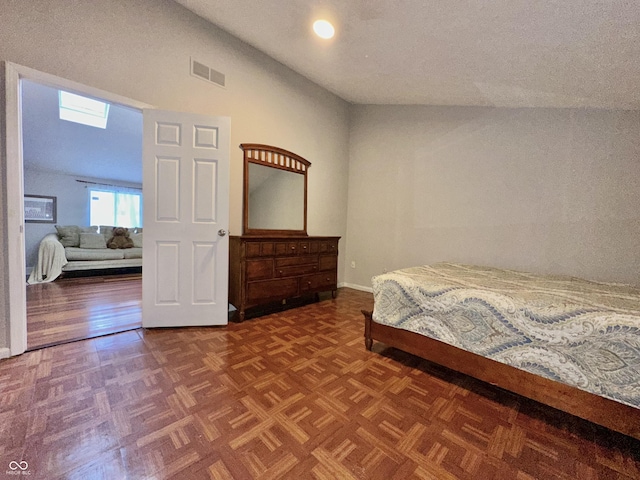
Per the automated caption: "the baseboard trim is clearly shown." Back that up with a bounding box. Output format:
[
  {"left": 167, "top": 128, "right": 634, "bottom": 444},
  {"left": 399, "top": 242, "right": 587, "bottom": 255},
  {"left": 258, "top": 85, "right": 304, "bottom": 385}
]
[
  {"left": 340, "top": 282, "right": 373, "bottom": 293},
  {"left": 0, "top": 348, "right": 11, "bottom": 359}
]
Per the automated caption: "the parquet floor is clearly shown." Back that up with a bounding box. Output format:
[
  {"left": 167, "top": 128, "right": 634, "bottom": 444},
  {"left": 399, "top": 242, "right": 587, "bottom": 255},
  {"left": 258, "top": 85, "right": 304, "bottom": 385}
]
[
  {"left": 2, "top": 287, "right": 639, "bottom": 479},
  {"left": 26, "top": 273, "right": 142, "bottom": 350}
]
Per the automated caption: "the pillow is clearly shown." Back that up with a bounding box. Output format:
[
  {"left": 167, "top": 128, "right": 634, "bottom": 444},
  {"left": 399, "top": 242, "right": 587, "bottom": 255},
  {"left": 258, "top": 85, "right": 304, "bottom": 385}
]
[
  {"left": 100, "top": 225, "right": 115, "bottom": 239},
  {"left": 79, "top": 232, "right": 107, "bottom": 249},
  {"left": 56, "top": 226, "right": 99, "bottom": 247},
  {"left": 55, "top": 225, "right": 80, "bottom": 247},
  {"left": 131, "top": 232, "right": 143, "bottom": 248}
]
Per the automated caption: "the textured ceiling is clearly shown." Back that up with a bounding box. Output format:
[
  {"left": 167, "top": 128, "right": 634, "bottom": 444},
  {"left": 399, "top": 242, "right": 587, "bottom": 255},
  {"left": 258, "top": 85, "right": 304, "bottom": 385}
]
[{"left": 175, "top": 0, "right": 640, "bottom": 109}]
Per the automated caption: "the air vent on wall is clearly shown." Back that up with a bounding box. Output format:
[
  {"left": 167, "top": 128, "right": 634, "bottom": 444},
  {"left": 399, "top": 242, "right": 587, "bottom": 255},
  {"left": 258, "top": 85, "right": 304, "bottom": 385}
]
[{"left": 190, "top": 57, "right": 226, "bottom": 88}]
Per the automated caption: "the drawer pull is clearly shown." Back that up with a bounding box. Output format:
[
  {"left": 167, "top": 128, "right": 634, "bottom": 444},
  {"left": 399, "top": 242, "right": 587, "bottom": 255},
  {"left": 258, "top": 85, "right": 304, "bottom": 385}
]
[
  {"left": 291, "top": 246, "right": 296, "bottom": 250},
  {"left": 279, "top": 270, "right": 283, "bottom": 275},
  {"left": 326, "top": 277, "right": 330, "bottom": 281},
  {"left": 307, "top": 281, "right": 312, "bottom": 285}
]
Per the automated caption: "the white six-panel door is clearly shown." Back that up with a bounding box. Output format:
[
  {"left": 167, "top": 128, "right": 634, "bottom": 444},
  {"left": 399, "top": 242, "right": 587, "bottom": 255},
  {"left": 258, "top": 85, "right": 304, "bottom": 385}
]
[{"left": 142, "top": 109, "right": 230, "bottom": 327}]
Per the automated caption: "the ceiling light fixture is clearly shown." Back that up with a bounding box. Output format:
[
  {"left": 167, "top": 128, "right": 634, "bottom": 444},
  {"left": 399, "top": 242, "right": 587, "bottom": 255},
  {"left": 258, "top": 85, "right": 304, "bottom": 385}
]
[{"left": 313, "top": 19, "right": 335, "bottom": 39}]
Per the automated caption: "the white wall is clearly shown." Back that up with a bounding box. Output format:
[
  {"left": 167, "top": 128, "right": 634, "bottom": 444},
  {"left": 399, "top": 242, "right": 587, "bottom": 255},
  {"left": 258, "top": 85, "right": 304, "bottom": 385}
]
[
  {"left": 0, "top": 0, "right": 351, "bottom": 351},
  {"left": 345, "top": 106, "right": 640, "bottom": 289},
  {"left": 23, "top": 168, "right": 142, "bottom": 271}
]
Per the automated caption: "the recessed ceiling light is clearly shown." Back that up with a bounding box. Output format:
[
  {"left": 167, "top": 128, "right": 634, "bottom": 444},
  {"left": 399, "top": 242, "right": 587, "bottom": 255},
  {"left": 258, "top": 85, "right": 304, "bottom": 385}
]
[{"left": 313, "top": 20, "right": 335, "bottom": 39}]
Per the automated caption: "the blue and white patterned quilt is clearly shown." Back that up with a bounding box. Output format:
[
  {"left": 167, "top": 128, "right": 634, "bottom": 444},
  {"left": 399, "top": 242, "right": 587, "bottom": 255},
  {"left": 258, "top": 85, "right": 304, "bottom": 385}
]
[{"left": 372, "top": 263, "right": 640, "bottom": 408}]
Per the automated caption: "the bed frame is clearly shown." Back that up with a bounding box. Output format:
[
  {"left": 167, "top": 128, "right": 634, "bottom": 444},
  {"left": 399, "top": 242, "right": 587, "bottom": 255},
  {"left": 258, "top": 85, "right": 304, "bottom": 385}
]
[{"left": 363, "top": 310, "right": 640, "bottom": 441}]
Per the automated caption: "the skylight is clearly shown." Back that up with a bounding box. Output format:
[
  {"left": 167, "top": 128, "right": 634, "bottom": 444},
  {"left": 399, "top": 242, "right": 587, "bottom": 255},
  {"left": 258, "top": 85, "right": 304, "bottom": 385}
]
[{"left": 58, "top": 91, "right": 110, "bottom": 129}]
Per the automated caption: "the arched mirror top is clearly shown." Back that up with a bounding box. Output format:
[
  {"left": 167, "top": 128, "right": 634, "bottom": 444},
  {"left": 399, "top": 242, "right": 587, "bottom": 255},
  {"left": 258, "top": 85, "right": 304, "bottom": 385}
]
[{"left": 240, "top": 143, "right": 310, "bottom": 236}]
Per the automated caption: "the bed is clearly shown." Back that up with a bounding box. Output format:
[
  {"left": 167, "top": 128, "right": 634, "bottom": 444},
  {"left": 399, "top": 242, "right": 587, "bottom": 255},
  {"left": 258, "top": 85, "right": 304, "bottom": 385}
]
[{"left": 363, "top": 263, "right": 640, "bottom": 440}]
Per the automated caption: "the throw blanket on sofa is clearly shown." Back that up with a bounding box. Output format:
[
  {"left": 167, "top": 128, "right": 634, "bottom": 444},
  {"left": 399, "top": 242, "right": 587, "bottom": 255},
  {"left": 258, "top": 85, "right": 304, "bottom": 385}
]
[
  {"left": 27, "top": 234, "right": 67, "bottom": 285},
  {"left": 372, "top": 263, "right": 640, "bottom": 408}
]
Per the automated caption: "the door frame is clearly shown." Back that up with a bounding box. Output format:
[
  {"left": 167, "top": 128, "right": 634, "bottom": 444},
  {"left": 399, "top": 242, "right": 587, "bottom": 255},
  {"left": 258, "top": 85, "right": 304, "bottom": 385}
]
[{"left": 4, "top": 62, "right": 151, "bottom": 356}]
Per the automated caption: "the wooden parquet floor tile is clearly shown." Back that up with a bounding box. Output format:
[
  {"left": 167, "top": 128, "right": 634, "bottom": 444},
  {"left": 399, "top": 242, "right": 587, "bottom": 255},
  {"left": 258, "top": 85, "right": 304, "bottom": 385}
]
[{"left": 1, "top": 287, "right": 639, "bottom": 479}]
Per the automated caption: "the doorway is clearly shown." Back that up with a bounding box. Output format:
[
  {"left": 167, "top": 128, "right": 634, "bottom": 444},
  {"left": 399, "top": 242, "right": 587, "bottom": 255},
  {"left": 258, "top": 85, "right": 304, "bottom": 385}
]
[
  {"left": 4, "top": 62, "right": 151, "bottom": 356},
  {"left": 5, "top": 62, "right": 231, "bottom": 357},
  {"left": 21, "top": 79, "right": 144, "bottom": 350}
]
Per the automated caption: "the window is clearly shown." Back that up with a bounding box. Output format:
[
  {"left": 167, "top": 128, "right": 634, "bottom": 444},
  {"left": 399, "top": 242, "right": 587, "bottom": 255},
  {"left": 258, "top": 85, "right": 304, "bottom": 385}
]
[
  {"left": 90, "top": 189, "right": 142, "bottom": 228},
  {"left": 59, "top": 90, "right": 110, "bottom": 129}
]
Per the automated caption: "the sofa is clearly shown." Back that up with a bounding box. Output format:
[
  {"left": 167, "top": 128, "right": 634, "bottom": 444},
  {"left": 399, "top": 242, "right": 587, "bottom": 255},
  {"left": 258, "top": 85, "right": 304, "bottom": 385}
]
[{"left": 27, "top": 225, "right": 143, "bottom": 284}]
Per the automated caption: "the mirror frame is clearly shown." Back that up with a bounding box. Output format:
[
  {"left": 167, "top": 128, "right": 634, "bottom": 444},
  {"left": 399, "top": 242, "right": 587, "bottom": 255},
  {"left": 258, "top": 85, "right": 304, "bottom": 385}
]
[{"left": 240, "top": 143, "right": 311, "bottom": 236}]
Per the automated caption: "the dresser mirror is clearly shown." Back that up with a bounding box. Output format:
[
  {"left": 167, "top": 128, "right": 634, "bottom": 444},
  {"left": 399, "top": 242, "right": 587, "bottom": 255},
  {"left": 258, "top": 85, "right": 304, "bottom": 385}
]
[{"left": 241, "top": 144, "right": 310, "bottom": 236}]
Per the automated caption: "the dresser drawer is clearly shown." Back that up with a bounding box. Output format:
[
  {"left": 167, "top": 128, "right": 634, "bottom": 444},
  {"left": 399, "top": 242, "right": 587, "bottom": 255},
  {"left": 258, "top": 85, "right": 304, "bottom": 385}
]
[
  {"left": 247, "top": 278, "right": 299, "bottom": 302},
  {"left": 318, "top": 239, "right": 339, "bottom": 253},
  {"left": 245, "top": 241, "right": 275, "bottom": 257},
  {"left": 318, "top": 255, "right": 337, "bottom": 271},
  {"left": 275, "top": 242, "right": 299, "bottom": 255},
  {"left": 275, "top": 255, "right": 319, "bottom": 267},
  {"left": 300, "top": 272, "right": 337, "bottom": 292},
  {"left": 299, "top": 241, "right": 311, "bottom": 254},
  {"left": 246, "top": 259, "right": 273, "bottom": 281},
  {"left": 276, "top": 264, "right": 319, "bottom": 277}
]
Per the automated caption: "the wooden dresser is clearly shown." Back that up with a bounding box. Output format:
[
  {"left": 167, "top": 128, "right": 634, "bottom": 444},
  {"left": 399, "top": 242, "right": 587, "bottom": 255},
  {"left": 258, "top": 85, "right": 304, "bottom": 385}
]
[{"left": 229, "top": 235, "right": 340, "bottom": 321}]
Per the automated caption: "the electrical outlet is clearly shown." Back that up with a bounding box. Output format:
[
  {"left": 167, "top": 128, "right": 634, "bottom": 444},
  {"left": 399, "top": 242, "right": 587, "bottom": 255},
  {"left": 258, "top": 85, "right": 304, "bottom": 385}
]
[{"left": 350, "top": 260, "right": 356, "bottom": 269}]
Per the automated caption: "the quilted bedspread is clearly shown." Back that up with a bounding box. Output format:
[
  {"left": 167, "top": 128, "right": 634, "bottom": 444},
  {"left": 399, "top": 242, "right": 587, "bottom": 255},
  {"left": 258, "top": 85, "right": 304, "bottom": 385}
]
[{"left": 372, "top": 263, "right": 640, "bottom": 408}]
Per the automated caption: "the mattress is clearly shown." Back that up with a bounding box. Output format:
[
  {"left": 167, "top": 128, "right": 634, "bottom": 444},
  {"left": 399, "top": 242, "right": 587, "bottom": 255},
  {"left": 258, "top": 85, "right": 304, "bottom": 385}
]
[{"left": 372, "top": 263, "right": 640, "bottom": 408}]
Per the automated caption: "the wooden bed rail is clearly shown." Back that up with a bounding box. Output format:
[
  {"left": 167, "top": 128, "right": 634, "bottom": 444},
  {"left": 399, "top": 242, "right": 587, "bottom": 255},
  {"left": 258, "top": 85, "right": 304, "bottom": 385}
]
[{"left": 363, "top": 311, "right": 640, "bottom": 441}]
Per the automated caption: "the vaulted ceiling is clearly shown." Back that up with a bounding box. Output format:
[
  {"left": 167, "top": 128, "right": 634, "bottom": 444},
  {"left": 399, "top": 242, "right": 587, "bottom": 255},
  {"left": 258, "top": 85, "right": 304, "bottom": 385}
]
[
  {"left": 175, "top": 0, "right": 640, "bottom": 109},
  {"left": 20, "top": 2, "right": 640, "bottom": 184},
  {"left": 21, "top": 80, "right": 142, "bottom": 184}
]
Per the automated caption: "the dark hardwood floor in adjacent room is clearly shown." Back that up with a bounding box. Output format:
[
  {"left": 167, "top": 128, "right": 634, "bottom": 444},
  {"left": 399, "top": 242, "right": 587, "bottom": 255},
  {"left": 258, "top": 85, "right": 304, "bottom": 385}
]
[
  {"left": 4, "top": 288, "right": 639, "bottom": 479},
  {"left": 26, "top": 273, "right": 142, "bottom": 350}
]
